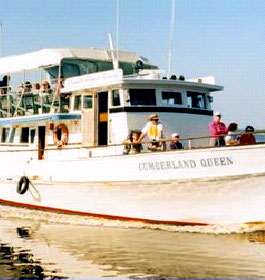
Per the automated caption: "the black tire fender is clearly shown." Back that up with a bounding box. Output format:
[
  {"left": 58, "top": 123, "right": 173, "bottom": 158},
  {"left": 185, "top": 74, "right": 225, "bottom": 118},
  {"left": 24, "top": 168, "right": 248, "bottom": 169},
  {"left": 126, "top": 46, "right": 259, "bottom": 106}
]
[{"left": 17, "top": 176, "right": 30, "bottom": 195}]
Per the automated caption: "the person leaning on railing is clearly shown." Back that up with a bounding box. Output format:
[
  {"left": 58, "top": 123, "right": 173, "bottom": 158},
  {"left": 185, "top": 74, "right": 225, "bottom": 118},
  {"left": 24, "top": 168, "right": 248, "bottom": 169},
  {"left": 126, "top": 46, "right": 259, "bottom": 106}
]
[
  {"left": 138, "top": 114, "right": 165, "bottom": 151},
  {"left": 239, "top": 126, "right": 256, "bottom": 145},
  {"left": 225, "top": 122, "right": 239, "bottom": 146},
  {"left": 122, "top": 130, "right": 143, "bottom": 154},
  {"left": 170, "top": 133, "right": 183, "bottom": 149},
  {"left": 208, "top": 111, "right": 228, "bottom": 147}
]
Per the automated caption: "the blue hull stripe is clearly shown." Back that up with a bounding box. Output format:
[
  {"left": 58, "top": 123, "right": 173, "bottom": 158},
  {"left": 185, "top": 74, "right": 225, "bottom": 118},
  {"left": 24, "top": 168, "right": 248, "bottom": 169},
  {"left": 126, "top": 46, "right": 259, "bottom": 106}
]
[{"left": 0, "top": 114, "right": 81, "bottom": 126}]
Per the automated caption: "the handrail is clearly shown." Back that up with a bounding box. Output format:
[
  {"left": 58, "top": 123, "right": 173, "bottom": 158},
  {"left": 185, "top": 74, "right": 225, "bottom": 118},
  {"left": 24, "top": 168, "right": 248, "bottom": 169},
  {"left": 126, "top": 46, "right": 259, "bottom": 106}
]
[{"left": 0, "top": 132, "right": 264, "bottom": 153}]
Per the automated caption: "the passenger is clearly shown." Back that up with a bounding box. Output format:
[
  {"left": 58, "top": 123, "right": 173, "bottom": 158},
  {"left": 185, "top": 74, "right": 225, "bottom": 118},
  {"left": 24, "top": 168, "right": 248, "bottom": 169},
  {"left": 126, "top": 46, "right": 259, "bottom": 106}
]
[
  {"left": 170, "top": 133, "right": 183, "bottom": 149},
  {"left": 208, "top": 111, "right": 228, "bottom": 147},
  {"left": 56, "top": 76, "right": 64, "bottom": 94},
  {"left": 41, "top": 81, "right": 52, "bottom": 94},
  {"left": 24, "top": 81, "right": 32, "bottom": 94},
  {"left": 239, "top": 126, "right": 256, "bottom": 145},
  {"left": 123, "top": 130, "right": 143, "bottom": 154},
  {"left": 225, "top": 122, "right": 239, "bottom": 146},
  {"left": 33, "top": 83, "right": 40, "bottom": 94},
  {"left": 138, "top": 114, "right": 164, "bottom": 151},
  {"left": 0, "top": 75, "right": 11, "bottom": 95}
]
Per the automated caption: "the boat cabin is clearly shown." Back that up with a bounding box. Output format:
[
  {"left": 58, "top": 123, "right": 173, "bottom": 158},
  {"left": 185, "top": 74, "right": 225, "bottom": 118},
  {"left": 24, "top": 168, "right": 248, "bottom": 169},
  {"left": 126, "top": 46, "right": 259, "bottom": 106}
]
[{"left": 0, "top": 48, "right": 223, "bottom": 159}]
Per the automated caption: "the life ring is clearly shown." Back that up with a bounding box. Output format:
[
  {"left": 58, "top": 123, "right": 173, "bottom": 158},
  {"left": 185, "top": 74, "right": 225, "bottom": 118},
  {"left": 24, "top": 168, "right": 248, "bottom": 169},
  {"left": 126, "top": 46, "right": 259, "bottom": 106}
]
[
  {"left": 17, "top": 176, "right": 30, "bottom": 195},
  {"left": 53, "top": 123, "right": 69, "bottom": 148}
]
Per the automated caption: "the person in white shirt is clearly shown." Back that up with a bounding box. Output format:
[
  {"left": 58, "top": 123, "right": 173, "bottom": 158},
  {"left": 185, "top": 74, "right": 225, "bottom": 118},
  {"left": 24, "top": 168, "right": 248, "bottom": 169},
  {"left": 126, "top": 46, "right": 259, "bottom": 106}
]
[{"left": 138, "top": 114, "right": 164, "bottom": 151}]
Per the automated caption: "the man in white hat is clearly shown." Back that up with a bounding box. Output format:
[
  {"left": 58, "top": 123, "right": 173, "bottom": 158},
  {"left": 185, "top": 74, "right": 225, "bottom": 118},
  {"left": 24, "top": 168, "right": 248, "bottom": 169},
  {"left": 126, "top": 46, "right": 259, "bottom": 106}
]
[
  {"left": 208, "top": 111, "right": 228, "bottom": 146},
  {"left": 138, "top": 114, "right": 164, "bottom": 150},
  {"left": 170, "top": 133, "right": 183, "bottom": 149}
]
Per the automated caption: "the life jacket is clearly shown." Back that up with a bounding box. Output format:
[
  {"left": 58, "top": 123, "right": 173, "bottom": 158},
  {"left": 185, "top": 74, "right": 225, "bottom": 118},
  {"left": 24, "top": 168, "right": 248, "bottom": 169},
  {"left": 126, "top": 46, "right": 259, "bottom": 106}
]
[{"left": 148, "top": 124, "right": 160, "bottom": 140}]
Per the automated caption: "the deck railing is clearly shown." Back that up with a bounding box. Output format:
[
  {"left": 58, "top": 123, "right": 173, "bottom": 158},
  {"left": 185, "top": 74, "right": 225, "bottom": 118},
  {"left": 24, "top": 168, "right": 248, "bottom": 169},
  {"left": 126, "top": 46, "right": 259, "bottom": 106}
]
[{"left": 0, "top": 132, "right": 264, "bottom": 155}]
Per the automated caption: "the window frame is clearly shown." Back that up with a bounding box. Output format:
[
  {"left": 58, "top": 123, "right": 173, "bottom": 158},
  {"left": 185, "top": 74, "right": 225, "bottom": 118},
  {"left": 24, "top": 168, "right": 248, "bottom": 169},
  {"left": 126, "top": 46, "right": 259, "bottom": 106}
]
[
  {"left": 186, "top": 91, "right": 206, "bottom": 109},
  {"left": 161, "top": 90, "right": 183, "bottom": 106},
  {"left": 128, "top": 88, "right": 156, "bottom": 106}
]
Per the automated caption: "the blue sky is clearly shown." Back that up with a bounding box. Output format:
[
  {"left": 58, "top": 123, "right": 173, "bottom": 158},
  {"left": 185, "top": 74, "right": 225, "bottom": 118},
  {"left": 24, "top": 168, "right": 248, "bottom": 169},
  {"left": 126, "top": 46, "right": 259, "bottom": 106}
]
[{"left": 0, "top": 0, "right": 264, "bottom": 128}]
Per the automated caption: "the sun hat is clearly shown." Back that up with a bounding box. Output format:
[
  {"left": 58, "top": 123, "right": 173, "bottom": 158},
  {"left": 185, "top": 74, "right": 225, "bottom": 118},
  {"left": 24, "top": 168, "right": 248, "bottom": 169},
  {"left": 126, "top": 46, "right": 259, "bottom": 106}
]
[{"left": 148, "top": 113, "right": 159, "bottom": 120}]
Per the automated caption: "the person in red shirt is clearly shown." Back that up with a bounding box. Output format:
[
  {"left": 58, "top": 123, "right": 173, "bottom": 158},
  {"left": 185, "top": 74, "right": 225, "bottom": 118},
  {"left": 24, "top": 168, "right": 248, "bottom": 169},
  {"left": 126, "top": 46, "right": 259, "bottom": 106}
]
[
  {"left": 208, "top": 111, "right": 228, "bottom": 146},
  {"left": 239, "top": 126, "right": 256, "bottom": 145}
]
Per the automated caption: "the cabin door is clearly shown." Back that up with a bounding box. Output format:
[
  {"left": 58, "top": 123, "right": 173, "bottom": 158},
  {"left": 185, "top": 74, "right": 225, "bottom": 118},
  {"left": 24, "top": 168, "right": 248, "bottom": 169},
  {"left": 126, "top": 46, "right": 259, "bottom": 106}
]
[
  {"left": 82, "top": 94, "right": 95, "bottom": 146},
  {"left": 38, "top": 126, "right": 46, "bottom": 160},
  {"left": 98, "top": 91, "right": 108, "bottom": 146}
]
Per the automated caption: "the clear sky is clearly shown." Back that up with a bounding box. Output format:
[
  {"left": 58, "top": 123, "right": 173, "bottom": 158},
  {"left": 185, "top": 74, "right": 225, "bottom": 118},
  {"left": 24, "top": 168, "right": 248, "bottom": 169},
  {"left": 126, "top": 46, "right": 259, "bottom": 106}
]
[{"left": 0, "top": 0, "right": 264, "bottom": 128}]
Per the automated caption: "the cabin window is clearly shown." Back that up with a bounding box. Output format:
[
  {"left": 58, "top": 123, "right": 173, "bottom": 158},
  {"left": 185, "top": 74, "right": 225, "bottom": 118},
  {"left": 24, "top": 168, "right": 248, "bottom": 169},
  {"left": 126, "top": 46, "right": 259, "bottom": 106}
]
[
  {"left": 187, "top": 91, "right": 206, "bottom": 109},
  {"left": 161, "top": 91, "right": 182, "bottom": 105},
  {"left": 1, "top": 128, "right": 10, "bottom": 143},
  {"left": 129, "top": 89, "right": 156, "bottom": 106},
  {"left": 74, "top": 95, "right": 81, "bottom": 111},
  {"left": 30, "top": 129, "right": 36, "bottom": 144},
  {"left": 21, "top": 127, "right": 29, "bottom": 143},
  {"left": 60, "top": 94, "right": 70, "bottom": 113},
  {"left": 83, "top": 95, "right": 93, "bottom": 109},
  {"left": 111, "top": 90, "right": 120, "bottom": 106}
]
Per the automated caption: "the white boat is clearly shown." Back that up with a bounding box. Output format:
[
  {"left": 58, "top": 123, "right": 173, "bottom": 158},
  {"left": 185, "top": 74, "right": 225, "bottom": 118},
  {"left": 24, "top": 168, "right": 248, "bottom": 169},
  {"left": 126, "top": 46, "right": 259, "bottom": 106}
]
[{"left": 0, "top": 48, "right": 264, "bottom": 225}]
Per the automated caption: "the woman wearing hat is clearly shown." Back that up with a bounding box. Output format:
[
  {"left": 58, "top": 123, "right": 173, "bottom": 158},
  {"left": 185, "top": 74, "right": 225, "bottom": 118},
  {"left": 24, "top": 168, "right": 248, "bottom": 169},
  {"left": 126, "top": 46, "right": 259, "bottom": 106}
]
[{"left": 138, "top": 114, "right": 164, "bottom": 151}]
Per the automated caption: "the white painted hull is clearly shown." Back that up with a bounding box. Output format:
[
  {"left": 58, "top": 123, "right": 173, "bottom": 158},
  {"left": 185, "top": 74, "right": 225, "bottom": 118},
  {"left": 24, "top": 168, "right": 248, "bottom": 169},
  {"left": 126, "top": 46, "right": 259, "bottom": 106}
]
[{"left": 0, "top": 144, "right": 265, "bottom": 225}]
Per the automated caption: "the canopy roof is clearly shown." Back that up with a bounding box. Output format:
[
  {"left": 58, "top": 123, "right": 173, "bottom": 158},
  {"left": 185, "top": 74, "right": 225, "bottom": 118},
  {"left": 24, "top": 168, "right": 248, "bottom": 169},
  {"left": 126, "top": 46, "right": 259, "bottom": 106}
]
[{"left": 0, "top": 48, "right": 153, "bottom": 75}]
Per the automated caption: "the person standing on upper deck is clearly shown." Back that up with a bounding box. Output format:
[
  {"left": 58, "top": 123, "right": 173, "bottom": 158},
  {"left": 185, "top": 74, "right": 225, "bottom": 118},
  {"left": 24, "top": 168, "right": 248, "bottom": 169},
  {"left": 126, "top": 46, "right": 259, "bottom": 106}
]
[
  {"left": 208, "top": 111, "right": 228, "bottom": 146},
  {"left": 138, "top": 114, "right": 164, "bottom": 151}
]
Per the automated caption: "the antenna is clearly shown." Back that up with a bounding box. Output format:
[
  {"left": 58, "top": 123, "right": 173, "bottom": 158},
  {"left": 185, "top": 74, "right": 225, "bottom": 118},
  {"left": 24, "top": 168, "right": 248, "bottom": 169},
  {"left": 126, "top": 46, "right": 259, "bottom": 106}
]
[
  {"left": 0, "top": 21, "right": 3, "bottom": 57},
  {"left": 116, "top": 0, "right": 119, "bottom": 68},
  {"left": 167, "top": 0, "right": 176, "bottom": 78},
  {"left": 108, "top": 33, "right": 118, "bottom": 70}
]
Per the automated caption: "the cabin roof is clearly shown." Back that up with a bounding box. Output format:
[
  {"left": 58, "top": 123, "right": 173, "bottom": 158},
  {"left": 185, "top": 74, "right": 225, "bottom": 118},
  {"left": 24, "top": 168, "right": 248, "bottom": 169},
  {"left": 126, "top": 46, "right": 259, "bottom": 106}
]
[
  {"left": 0, "top": 48, "right": 153, "bottom": 75},
  {"left": 61, "top": 69, "right": 223, "bottom": 93},
  {"left": 0, "top": 113, "right": 81, "bottom": 126}
]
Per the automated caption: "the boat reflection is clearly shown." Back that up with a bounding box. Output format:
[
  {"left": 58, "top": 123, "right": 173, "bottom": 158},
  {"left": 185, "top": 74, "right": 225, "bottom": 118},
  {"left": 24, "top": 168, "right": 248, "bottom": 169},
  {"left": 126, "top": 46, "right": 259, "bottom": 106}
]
[{"left": 0, "top": 217, "right": 264, "bottom": 279}]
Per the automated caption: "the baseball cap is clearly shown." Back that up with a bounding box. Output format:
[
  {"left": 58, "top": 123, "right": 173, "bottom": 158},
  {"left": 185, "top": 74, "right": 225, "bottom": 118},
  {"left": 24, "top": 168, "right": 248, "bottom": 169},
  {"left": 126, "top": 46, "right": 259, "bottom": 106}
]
[
  {"left": 214, "top": 111, "right": 221, "bottom": 116},
  {"left": 171, "top": 133, "right": 179, "bottom": 138}
]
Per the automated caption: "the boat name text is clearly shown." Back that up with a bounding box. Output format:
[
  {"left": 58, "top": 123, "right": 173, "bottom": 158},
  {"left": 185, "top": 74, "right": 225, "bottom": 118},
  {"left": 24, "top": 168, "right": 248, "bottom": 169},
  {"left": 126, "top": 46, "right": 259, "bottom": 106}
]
[{"left": 138, "top": 156, "right": 233, "bottom": 171}]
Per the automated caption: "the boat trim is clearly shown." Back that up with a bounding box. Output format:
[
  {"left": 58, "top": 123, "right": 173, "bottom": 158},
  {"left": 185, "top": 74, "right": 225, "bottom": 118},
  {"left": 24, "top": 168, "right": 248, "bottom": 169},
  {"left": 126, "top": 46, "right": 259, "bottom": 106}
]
[
  {"left": 0, "top": 198, "right": 208, "bottom": 226},
  {"left": 110, "top": 106, "right": 213, "bottom": 116},
  {"left": 0, "top": 113, "right": 81, "bottom": 125}
]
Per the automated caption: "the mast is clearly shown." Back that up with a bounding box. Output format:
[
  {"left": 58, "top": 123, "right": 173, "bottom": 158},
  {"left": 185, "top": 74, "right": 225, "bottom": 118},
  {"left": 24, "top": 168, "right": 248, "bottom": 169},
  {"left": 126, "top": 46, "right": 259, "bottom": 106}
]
[
  {"left": 167, "top": 0, "right": 176, "bottom": 78},
  {"left": 0, "top": 21, "right": 3, "bottom": 57}
]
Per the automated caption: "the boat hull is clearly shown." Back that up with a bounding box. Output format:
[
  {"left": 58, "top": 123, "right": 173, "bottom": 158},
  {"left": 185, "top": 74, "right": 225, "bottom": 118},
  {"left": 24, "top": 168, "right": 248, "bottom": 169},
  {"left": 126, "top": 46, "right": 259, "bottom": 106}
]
[{"left": 0, "top": 144, "right": 265, "bottom": 225}]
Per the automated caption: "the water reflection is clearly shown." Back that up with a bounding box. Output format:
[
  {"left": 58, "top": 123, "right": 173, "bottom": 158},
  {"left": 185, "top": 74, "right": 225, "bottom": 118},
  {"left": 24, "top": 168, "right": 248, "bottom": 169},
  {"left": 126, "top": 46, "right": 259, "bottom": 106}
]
[
  {"left": 0, "top": 243, "right": 46, "bottom": 279},
  {"left": 0, "top": 217, "right": 265, "bottom": 279}
]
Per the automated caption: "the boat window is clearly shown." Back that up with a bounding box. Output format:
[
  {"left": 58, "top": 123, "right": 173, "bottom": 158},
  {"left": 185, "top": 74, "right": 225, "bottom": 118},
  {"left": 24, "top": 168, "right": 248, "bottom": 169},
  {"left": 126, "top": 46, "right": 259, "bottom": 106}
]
[
  {"left": 111, "top": 90, "right": 120, "bottom": 107},
  {"left": 74, "top": 95, "right": 81, "bottom": 111},
  {"left": 129, "top": 89, "right": 156, "bottom": 106},
  {"left": 21, "top": 127, "right": 29, "bottom": 143},
  {"left": 161, "top": 91, "right": 182, "bottom": 105},
  {"left": 60, "top": 94, "right": 70, "bottom": 113},
  {"left": 187, "top": 91, "right": 206, "bottom": 109},
  {"left": 1, "top": 127, "right": 10, "bottom": 143},
  {"left": 83, "top": 95, "right": 93, "bottom": 109},
  {"left": 30, "top": 129, "right": 36, "bottom": 144}
]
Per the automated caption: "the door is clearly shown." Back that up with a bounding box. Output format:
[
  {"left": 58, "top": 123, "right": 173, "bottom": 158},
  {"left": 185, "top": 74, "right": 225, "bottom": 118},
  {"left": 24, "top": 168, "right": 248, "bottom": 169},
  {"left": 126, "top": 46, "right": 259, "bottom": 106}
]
[
  {"left": 98, "top": 91, "right": 108, "bottom": 145},
  {"left": 82, "top": 94, "right": 95, "bottom": 146},
  {"left": 38, "top": 126, "right": 46, "bottom": 160}
]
